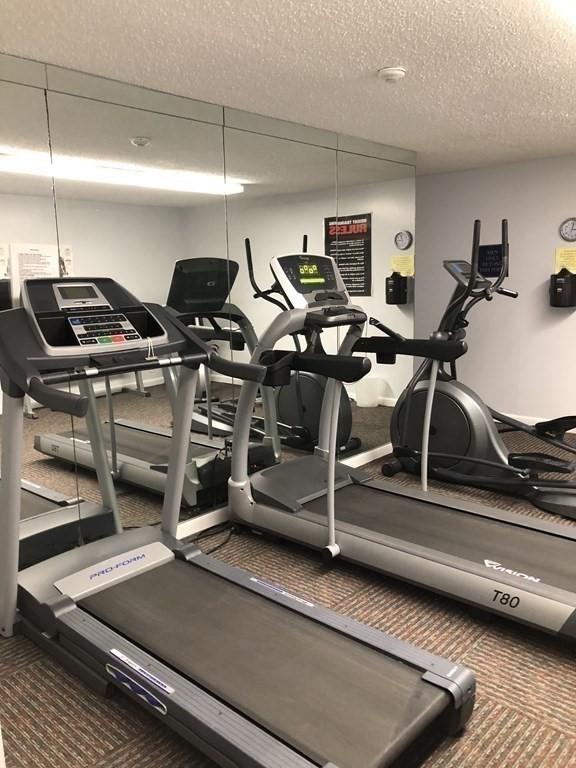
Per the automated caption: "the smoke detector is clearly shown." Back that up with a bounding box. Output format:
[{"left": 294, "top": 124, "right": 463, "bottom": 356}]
[
  {"left": 130, "top": 136, "right": 151, "bottom": 147},
  {"left": 377, "top": 66, "right": 407, "bottom": 83}
]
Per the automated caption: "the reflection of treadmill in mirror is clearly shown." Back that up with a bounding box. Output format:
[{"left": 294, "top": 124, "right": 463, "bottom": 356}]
[
  {"left": 165, "top": 258, "right": 323, "bottom": 452},
  {"left": 33, "top": 271, "right": 276, "bottom": 509},
  {"left": 0, "top": 279, "right": 116, "bottom": 568}
]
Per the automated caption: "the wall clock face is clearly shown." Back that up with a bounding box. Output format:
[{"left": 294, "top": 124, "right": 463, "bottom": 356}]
[
  {"left": 559, "top": 218, "right": 576, "bottom": 242},
  {"left": 394, "top": 230, "right": 413, "bottom": 250}
]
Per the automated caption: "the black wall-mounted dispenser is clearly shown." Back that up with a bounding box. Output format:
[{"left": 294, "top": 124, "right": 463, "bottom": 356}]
[
  {"left": 550, "top": 268, "right": 576, "bottom": 307},
  {"left": 386, "top": 272, "right": 412, "bottom": 305}
]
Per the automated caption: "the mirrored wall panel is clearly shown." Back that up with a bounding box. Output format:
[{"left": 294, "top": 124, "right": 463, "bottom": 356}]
[
  {"left": 0, "top": 79, "right": 57, "bottom": 302},
  {"left": 46, "top": 90, "right": 228, "bottom": 305},
  {"left": 0, "top": 53, "right": 417, "bottom": 478},
  {"left": 336, "top": 151, "right": 415, "bottom": 419}
]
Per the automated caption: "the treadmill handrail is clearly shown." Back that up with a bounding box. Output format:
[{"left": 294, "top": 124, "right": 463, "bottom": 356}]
[
  {"left": 167, "top": 313, "right": 268, "bottom": 384},
  {"left": 28, "top": 377, "right": 88, "bottom": 418}
]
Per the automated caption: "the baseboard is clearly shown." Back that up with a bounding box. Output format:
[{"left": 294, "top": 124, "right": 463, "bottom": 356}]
[
  {"left": 341, "top": 442, "right": 392, "bottom": 468},
  {"left": 496, "top": 411, "right": 576, "bottom": 433}
]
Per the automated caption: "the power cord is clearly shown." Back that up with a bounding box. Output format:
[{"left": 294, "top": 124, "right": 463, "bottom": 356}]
[{"left": 191, "top": 522, "right": 235, "bottom": 555}]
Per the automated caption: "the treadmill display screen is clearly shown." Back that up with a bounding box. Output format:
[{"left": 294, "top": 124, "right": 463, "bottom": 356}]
[
  {"left": 278, "top": 255, "right": 338, "bottom": 294},
  {"left": 298, "top": 263, "right": 325, "bottom": 285},
  {"left": 58, "top": 285, "right": 98, "bottom": 300}
]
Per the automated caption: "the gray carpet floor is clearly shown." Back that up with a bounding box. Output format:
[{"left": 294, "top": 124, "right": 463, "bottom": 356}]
[{"left": 1, "top": 385, "right": 576, "bottom": 767}]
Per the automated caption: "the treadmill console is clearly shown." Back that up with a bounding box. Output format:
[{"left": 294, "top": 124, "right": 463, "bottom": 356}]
[
  {"left": 22, "top": 277, "right": 166, "bottom": 357},
  {"left": 270, "top": 253, "right": 349, "bottom": 309}
]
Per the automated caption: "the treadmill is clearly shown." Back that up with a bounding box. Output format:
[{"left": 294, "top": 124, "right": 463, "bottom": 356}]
[
  {"left": 165, "top": 257, "right": 282, "bottom": 449},
  {"left": 0, "top": 275, "right": 474, "bottom": 768},
  {"left": 16, "top": 477, "right": 117, "bottom": 569},
  {"left": 1, "top": 278, "right": 117, "bottom": 570},
  {"left": 228, "top": 252, "right": 576, "bottom": 641},
  {"left": 33, "top": 262, "right": 276, "bottom": 509}
]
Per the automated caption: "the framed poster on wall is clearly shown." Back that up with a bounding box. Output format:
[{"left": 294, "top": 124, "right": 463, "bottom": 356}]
[{"left": 324, "top": 213, "right": 372, "bottom": 296}]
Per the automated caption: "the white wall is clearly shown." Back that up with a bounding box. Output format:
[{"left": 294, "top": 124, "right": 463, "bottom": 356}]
[
  {"left": 416, "top": 154, "right": 576, "bottom": 420},
  {"left": 52, "top": 198, "right": 188, "bottom": 303},
  {"left": 185, "top": 178, "right": 415, "bottom": 401},
  {"left": 0, "top": 193, "right": 188, "bottom": 303}
]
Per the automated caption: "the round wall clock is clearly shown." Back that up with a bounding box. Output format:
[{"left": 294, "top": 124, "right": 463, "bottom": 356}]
[
  {"left": 559, "top": 218, "right": 576, "bottom": 242},
  {"left": 394, "top": 230, "right": 413, "bottom": 250}
]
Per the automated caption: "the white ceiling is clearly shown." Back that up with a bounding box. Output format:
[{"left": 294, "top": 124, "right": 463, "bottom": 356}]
[{"left": 1, "top": 0, "right": 576, "bottom": 174}]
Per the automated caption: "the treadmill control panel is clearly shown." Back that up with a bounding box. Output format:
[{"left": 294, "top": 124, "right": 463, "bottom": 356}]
[
  {"left": 67, "top": 312, "right": 141, "bottom": 347},
  {"left": 270, "top": 253, "right": 349, "bottom": 309},
  {"left": 21, "top": 278, "right": 167, "bottom": 357}
]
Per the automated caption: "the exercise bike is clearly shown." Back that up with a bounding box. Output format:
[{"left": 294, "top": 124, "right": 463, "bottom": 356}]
[{"left": 382, "top": 218, "right": 576, "bottom": 519}]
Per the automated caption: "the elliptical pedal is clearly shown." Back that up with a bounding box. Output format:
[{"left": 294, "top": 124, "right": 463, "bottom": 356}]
[
  {"left": 535, "top": 415, "right": 576, "bottom": 440},
  {"left": 508, "top": 452, "right": 576, "bottom": 474}
]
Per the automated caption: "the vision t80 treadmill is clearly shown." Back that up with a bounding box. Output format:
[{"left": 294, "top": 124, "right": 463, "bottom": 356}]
[
  {"left": 0, "top": 275, "right": 474, "bottom": 768},
  {"left": 228, "top": 252, "right": 576, "bottom": 640}
]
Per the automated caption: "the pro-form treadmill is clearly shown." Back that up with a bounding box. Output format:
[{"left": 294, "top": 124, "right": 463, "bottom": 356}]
[
  {"left": 33, "top": 260, "right": 276, "bottom": 508},
  {"left": 0, "top": 276, "right": 475, "bottom": 768},
  {"left": 228, "top": 252, "right": 576, "bottom": 640},
  {"left": 0, "top": 278, "right": 117, "bottom": 568}
]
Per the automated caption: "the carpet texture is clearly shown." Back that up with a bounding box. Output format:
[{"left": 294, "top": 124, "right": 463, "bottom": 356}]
[{"left": 1, "top": 385, "right": 575, "bottom": 767}]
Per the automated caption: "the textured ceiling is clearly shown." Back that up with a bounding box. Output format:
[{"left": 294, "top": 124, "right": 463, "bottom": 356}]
[{"left": 1, "top": 0, "right": 576, "bottom": 173}]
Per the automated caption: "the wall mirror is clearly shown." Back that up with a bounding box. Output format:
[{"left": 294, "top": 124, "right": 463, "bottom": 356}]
[
  {"left": 0, "top": 78, "right": 57, "bottom": 299},
  {"left": 0, "top": 50, "right": 417, "bottom": 492}
]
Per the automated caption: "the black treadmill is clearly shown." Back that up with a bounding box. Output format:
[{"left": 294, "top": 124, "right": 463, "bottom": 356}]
[
  {"left": 33, "top": 260, "right": 276, "bottom": 509},
  {"left": 0, "top": 276, "right": 475, "bottom": 768},
  {"left": 0, "top": 280, "right": 119, "bottom": 569}
]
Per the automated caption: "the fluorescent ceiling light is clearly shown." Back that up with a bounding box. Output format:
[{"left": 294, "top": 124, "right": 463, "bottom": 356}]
[
  {"left": 0, "top": 145, "right": 244, "bottom": 195},
  {"left": 549, "top": 0, "right": 576, "bottom": 24}
]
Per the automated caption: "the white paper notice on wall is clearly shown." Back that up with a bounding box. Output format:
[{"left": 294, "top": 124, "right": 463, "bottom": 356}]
[
  {"left": 0, "top": 244, "right": 9, "bottom": 280},
  {"left": 8, "top": 243, "right": 74, "bottom": 304},
  {"left": 58, "top": 246, "right": 74, "bottom": 277},
  {"left": 555, "top": 247, "right": 576, "bottom": 273},
  {"left": 391, "top": 253, "right": 415, "bottom": 276}
]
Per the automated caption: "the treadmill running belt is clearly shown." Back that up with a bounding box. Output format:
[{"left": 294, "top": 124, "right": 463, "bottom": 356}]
[
  {"left": 81, "top": 560, "right": 450, "bottom": 768},
  {"left": 58, "top": 427, "right": 208, "bottom": 464},
  {"left": 20, "top": 489, "right": 61, "bottom": 520},
  {"left": 303, "top": 483, "right": 576, "bottom": 592}
]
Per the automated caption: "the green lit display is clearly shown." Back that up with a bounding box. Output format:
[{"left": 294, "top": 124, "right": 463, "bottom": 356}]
[{"left": 298, "top": 262, "right": 325, "bottom": 285}]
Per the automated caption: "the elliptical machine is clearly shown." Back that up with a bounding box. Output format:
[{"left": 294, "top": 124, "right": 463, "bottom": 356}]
[
  {"left": 383, "top": 218, "right": 576, "bottom": 519},
  {"left": 246, "top": 236, "right": 361, "bottom": 455}
]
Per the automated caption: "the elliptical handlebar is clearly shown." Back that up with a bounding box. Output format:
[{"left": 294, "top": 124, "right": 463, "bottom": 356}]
[
  {"left": 492, "top": 218, "right": 509, "bottom": 294},
  {"left": 245, "top": 238, "right": 287, "bottom": 312},
  {"left": 467, "top": 218, "right": 482, "bottom": 298}
]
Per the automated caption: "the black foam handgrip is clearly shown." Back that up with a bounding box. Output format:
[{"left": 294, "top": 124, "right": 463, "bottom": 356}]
[
  {"left": 28, "top": 377, "right": 89, "bottom": 418},
  {"left": 208, "top": 352, "right": 267, "bottom": 383},
  {"left": 292, "top": 353, "right": 371, "bottom": 382},
  {"left": 355, "top": 337, "right": 467, "bottom": 363}
]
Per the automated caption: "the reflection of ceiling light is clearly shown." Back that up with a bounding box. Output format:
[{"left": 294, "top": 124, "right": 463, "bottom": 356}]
[
  {"left": 0, "top": 145, "right": 244, "bottom": 195},
  {"left": 549, "top": 0, "right": 576, "bottom": 24},
  {"left": 377, "top": 66, "right": 407, "bottom": 82}
]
